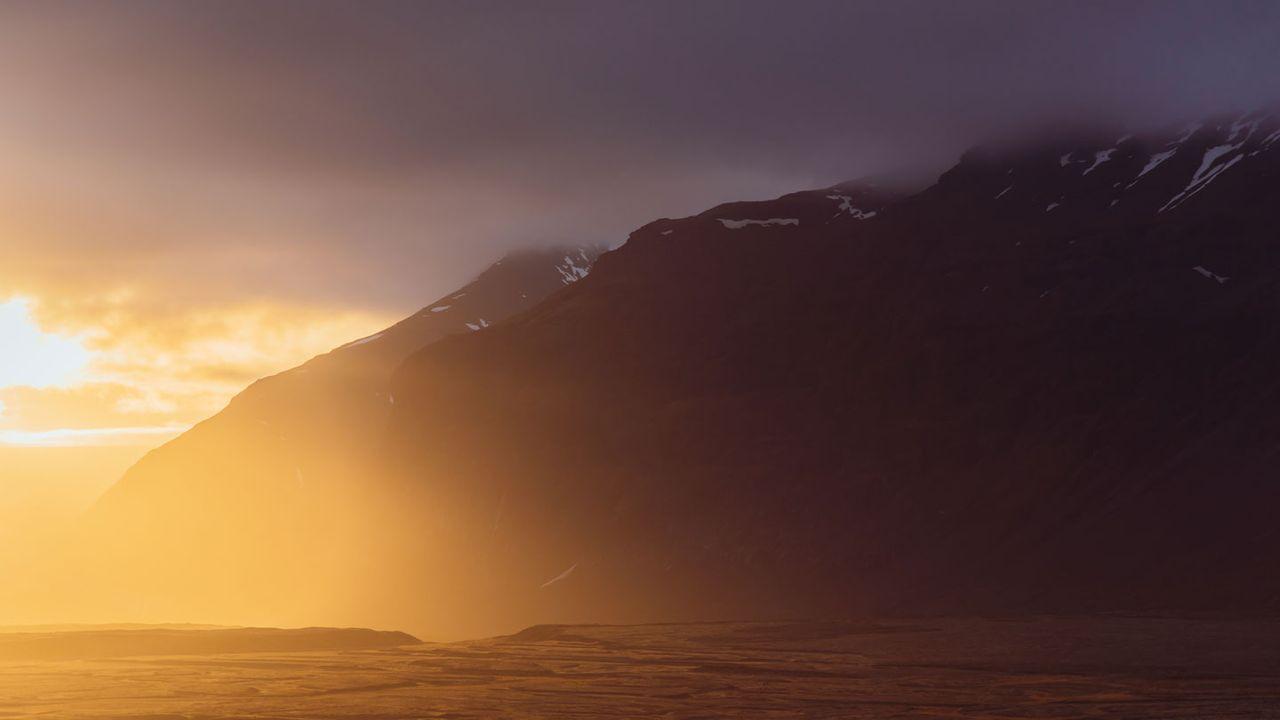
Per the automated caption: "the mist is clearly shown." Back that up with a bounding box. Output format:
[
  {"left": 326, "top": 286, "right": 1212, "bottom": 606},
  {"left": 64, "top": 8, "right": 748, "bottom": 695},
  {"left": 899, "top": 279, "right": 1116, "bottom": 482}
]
[{"left": 2, "top": 1, "right": 1278, "bottom": 312}]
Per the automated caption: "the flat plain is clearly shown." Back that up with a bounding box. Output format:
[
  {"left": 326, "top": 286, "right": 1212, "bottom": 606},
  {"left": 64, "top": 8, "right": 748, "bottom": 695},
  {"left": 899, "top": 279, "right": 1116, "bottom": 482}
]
[{"left": 2, "top": 617, "right": 1278, "bottom": 719}]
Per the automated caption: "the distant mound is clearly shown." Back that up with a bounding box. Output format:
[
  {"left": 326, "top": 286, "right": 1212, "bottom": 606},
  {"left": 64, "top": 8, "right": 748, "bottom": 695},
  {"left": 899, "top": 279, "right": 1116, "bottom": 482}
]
[{"left": 0, "top": 626, "right": 418, "bottom": 661}]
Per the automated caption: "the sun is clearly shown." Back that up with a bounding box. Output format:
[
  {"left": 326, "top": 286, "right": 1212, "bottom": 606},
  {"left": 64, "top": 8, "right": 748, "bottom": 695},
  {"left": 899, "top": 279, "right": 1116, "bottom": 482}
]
[{"left": 0, "top": 297, "right": 90, "bottom": 390}]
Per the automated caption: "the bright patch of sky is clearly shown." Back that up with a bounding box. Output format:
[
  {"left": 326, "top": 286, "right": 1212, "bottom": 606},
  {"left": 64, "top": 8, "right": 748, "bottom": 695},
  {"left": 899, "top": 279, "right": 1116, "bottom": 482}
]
[{"left": 0, "top": 298, "right": 89, "bottom": 390}]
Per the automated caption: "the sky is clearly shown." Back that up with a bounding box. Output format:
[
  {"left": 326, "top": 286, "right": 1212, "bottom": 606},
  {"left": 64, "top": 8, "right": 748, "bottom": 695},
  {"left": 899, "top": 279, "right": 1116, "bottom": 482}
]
[{"left": 1, "top": 0, "right": 1279, "bottom": 462}]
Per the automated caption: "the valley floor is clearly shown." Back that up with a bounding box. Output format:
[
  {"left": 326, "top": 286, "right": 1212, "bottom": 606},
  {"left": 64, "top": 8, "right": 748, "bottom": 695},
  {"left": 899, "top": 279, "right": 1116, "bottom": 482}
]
[{"left": 2, "top": 616, "right": 1279, "bottom": 718}]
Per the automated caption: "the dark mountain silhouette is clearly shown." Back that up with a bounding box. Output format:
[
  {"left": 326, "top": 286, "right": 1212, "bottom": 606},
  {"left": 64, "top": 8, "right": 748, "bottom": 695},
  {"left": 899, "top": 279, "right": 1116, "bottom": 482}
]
[
  {"left": 87, "top": 112, "right": 1280, "bottom": 637},
  {"left": 379, "top": 111, "right": 1280, "bottom": 633}
]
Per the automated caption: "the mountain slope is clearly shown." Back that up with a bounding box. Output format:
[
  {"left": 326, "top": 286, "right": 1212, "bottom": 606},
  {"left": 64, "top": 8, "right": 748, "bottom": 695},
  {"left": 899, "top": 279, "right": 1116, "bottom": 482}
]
[
  {"left": 375, "top": 111, "right": 1280, "bottom": 634},
  {"left": 83, "top": 246, "right": 602, "bottom": 626},
  {"left": 82, "top": 111, "right": 1280, "bottom": 637}
]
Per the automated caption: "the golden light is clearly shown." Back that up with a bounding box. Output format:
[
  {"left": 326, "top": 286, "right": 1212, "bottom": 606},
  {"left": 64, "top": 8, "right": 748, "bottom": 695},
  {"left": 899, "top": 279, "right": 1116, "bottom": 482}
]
[{"left": 0, "top": 297, "right": 89, "bottom": 390}]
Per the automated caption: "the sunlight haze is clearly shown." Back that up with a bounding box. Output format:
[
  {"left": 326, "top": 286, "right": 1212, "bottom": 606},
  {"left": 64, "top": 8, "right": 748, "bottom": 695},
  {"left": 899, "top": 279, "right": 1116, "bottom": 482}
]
[{"left": 1, "top": 2, "right": 1279, "bottom": 716}]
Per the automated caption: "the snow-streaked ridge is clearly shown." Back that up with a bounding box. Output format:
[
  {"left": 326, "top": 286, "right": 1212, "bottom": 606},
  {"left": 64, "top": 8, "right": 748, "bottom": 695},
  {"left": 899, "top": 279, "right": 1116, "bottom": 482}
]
[
  {"left": 718, "top": 218, "right": 800, "bottom": 229},
  {"left": 826, "top": 195, "right": 878, "bottom": 220},
  {"left": 555, "top": 250, "right": 592, "bottom": 284},
  {"left": 340, "top": 331, "right": 385, "bottom": 349}
]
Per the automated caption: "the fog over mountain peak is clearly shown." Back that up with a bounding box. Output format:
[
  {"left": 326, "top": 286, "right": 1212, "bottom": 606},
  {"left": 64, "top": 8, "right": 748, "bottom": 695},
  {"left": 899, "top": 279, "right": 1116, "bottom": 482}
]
[{"left": 3, "top": 1, "right": 1279, "bottom": 313}]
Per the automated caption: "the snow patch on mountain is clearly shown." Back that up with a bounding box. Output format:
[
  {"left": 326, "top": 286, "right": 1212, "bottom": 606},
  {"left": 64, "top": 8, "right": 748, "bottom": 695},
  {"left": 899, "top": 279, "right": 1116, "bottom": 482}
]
[
  {"left": 341, "top": 331, "right": 385, "bottom": 349},
  {"left": 1193, "top": 266, "right": 1230, "bottom": 284},
  {"left": 719, "top": 218, "right": 801, "bottom": 229},
  {"left": 556, "top": 253, "right": 591, "bottom": 284},
  {"left": 1160, "top": 140, "right": 1248, "bottom": 212},
  {"left": 826, "top": 195, "right": 877, "bottom": 219},
  {"left": 1082, "top": 148, "right": 1116, "bottom": 175},
  {"left": 1229, "top": 118, "right": 1261, "bottom": 143},
  {"left": 1128, "top": 148, "right": 1177, "bottom": 188}
]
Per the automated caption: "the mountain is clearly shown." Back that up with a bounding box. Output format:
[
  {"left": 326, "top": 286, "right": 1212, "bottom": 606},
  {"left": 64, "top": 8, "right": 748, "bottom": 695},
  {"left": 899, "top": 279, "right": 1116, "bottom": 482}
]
[
  {"left": 86, "top": 111, "right": 1280, "bottom": 637},
  {"left": 82, "top": 246, "right": 602, "bottom": 627},
  {"left": 373, "top": 111, "right": 1280, "bottom": 634}
]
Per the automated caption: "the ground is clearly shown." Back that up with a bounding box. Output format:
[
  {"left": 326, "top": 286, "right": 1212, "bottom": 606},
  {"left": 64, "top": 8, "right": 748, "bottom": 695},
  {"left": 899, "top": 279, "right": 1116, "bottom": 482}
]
[{"left": 2, "top": 617, "right": 1278, "bottom": 718}]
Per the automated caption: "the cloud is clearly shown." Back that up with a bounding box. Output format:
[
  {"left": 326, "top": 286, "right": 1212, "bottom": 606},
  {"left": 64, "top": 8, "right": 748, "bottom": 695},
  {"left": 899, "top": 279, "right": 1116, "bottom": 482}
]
[
  {"left": 1, "top": 0, "right": 1278, "bottom": 438},
  {"left": 6, "top": 2, "right": 1279, "bottom": 304},
  {"left": 0, "top": 296, "right": 393, "bottom": 440},
  {"left": 0, "top": 425, "right": 189, "bottom": 448},
  {"left": 0, "top": 299, "right": 90, "bottom": 389}
]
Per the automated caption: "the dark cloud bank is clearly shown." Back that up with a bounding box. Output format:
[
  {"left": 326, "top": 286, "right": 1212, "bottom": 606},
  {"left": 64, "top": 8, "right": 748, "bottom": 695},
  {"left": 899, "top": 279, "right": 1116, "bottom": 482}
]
[{"left": 2, "top": 0, "right": 1278, "bottom": 311}]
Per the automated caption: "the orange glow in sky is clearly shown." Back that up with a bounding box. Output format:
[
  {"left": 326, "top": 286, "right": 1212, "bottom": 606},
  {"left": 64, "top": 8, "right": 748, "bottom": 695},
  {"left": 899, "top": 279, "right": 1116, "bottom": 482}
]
[{"left": 0, "top": 295, "right": 394, "bottom": 447}]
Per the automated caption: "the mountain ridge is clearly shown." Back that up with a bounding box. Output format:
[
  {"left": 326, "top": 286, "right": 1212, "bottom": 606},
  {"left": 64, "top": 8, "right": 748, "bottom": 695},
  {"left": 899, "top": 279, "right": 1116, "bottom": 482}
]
[
  {"left": 84, "top": 110, "right": 1280, "bottom": 636},
  {"left": 377, "top": 109, "right": 1280, "bottom": 634},
  {"left": 82, "top": 244, "right": 604, "bottom": 629}
]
